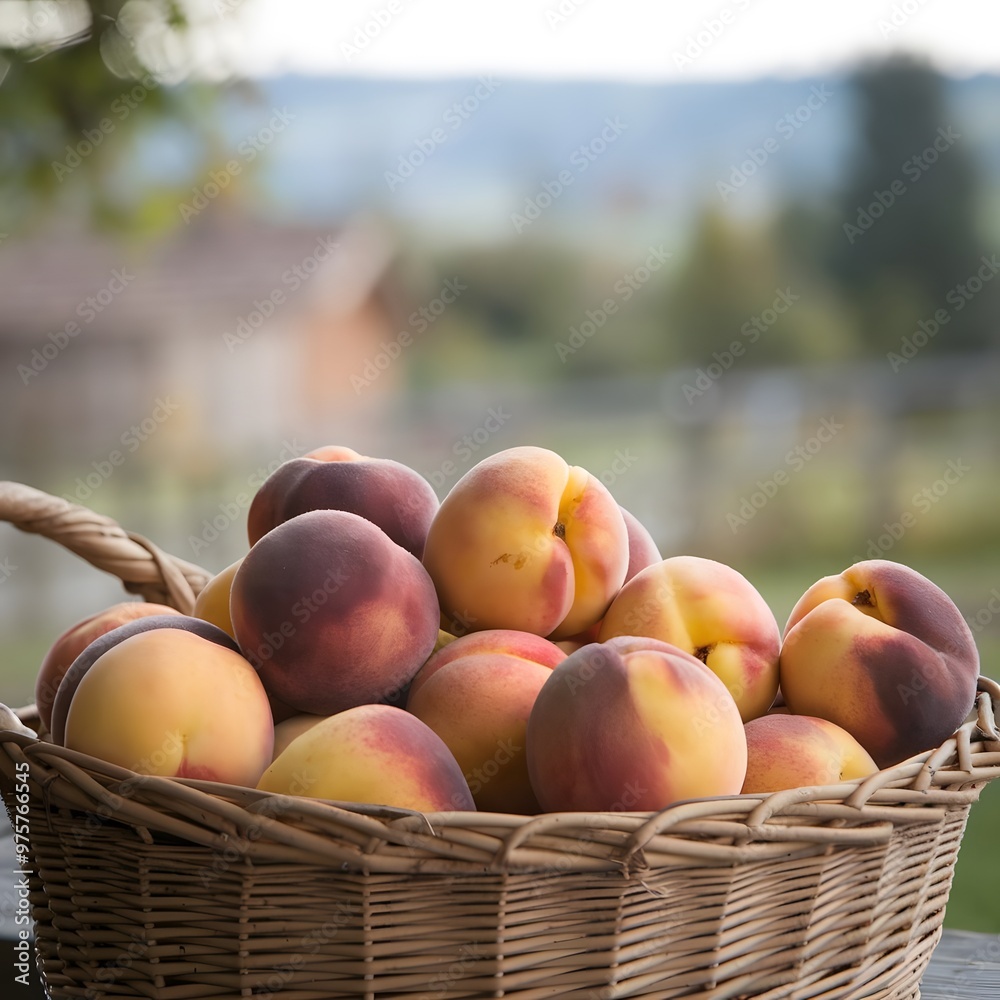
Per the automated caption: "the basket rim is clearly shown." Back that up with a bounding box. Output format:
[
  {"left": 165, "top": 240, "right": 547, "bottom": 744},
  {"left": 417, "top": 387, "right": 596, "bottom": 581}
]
[{"left": 3, "top": 678, "right": 999, "bottom": 875}]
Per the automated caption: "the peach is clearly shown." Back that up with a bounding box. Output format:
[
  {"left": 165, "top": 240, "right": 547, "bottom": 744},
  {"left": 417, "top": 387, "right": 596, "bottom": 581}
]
[
  {"left": 407, "top": 652, "right": 555, "bottom": 813},
  {"left": 192, "top": 558, "right": 242, "bottom": 639},
  {"left": 742, "top": 714, "right": 878, "bottom": 794},
  {"left": 526, "top": 639, "right": 747, "bottom": 812},
  {"left": 304, "top": 445, "right": 365, "bottom": 462},
  {"left": 64, "top": 629, "right": 273, "bottom": 785},
  {"left": 557, "top": 508, "right": 662, "bottom": 650},
  {"left": 231, "top": 509, "right": 440, "bottom": 716},
  {"left": 246, "top": 447, "right": 439, "bottom": 558},
  {"left": 272, "top": 713, "right": 327, "bottom": 760},
  {"left": 620, "top": 505, "right": 662, "bottom": 583},
  {"left": 598, "top": 556, "right": 780, "bottom": 722},
  {"left": 779, "top": 559, "right": 980, "bottom": 768},
  {"left": 34, "top": 601, "right": 182, "bottom": 732},
  {"left": 421, "top": 446, "right": 629, "bottom": 640},
  {"left": 407, "top": 628, "right": 565, "bottom": 699},
  {"left": 257, "top": 704, "right": 475, "bottom": 812},
  {"left": 49, "top": 615, "right": 240, "bottom": 745}
]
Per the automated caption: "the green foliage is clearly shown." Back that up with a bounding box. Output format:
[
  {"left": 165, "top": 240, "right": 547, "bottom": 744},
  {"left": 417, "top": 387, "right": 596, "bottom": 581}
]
[
  {"left": 0, "top": 0, "right": 234, "bottom": 235},
  {"left": 829, "top": 55, "right": 997, "bottom": 354}
]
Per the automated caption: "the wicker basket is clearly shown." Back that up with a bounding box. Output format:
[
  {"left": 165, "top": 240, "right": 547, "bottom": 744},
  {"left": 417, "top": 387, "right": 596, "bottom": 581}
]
[{"left": 1, "top": 481, "right": 999, "bottom": 1000}]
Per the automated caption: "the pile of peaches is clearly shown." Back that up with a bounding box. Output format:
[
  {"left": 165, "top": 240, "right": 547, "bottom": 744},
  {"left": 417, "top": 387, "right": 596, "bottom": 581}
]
[{"left": 33, "top": 445, "right": 981, "bottom": 815}]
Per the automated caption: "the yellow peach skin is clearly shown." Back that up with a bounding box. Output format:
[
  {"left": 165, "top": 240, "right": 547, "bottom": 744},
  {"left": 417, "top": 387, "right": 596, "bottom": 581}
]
[
  {"left": 408, "top": 628, "right": 565, "bottom": 699},
  {"left": 34, "top": 601, "right": 183, "bottom": 732},
  {"left": 421, "top": 446, "right": 629, "bottom": 640},
  {"left": 271, "top": 713, "right": 328, "bottom": 761},
  {"left": 257, "top": 704, "right": 475, "bottom": 812},
  {"left": 64, "top": 629, "right": 273, "bottom": 786},
  {"left": 598, "top": 556, "right": 780, "bottom": 722},
  {"left": 526, "top": 638, "right": 747, "bottom": 812},
  {"left": 192, "top": 558, "right": 242, "bottom": 639},
  {"left": 780, "top": 559, "right": 980, "bottom": 768},
  {"left": 741, "top": 714, "right": 878, "bottom": 794},
  {"left": 407, "top": 651, "right": 554, "bottom": 813}
]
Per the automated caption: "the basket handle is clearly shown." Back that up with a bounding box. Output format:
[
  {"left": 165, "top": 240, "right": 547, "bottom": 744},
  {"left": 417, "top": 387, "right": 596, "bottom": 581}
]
[{"left": 0, "top": 481, "right": 211, "bottom": 614}]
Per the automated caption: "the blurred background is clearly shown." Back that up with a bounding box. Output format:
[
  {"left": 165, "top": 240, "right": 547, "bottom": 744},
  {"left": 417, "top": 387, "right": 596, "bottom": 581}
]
[{"left": 0, "top": 0, "right": 998, "bottom": 930}]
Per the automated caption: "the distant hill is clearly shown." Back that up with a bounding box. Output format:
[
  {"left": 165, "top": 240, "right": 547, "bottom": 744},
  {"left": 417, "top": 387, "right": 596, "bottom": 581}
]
[{"left": 188, "top": 73, "right": 1000, "bottom": 241}]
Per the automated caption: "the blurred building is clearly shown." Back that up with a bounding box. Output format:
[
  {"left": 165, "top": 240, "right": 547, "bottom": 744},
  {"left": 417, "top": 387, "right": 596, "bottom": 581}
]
[{"left": 0, "top": 210, "right": 408, "bottom": 486}]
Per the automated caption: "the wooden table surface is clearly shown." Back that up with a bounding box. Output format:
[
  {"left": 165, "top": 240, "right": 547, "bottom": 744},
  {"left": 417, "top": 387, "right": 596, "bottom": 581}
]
[{"left": 919, "top": 929, "right": 1000, "bottom": 999}]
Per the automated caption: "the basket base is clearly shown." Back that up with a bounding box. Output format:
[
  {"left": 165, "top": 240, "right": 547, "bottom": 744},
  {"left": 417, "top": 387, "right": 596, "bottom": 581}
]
[{"left": 17, "top": 808, "right": 954, "bottom": 1000}]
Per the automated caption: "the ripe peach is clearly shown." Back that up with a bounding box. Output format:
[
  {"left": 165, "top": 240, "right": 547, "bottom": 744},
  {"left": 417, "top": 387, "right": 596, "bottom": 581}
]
[
  {"left": 598, "top": 556, "right": 780, "bottom": 722},
  {"left": 779, "top": 559, "right": 980, "bottom": 767},
  {"left": 247, "top": 447, "right": 439, "bottom": 558},
  {"left": 741, "top": 714, "right": 878, "bottom": 794},
  {"left": 64, "top": 629, "right": 273, "bottom": 785},
  {"left": 231, "top": 509, "right": 440, "bottom": 715},
  {"left": 257, "top": 704, "right": 475, "bottom": 812},
  {"left": 407, "top": 628, "right": 565, "bottom": 699},
  {"left": 560, "top": 508, "right": 662, "bottom": 648},
  {"left": 272, "top": 713, "right": 327, "bottom": 760},
  {"left": 191, "top": 558, "right": 242, "bottom": 639},
  {"left": 407, "top": 652, "right": 554, "bottom": 814},
  {"left": 34, "top": 601, "right": 182, "bottom": 732},
  {"left": 421, "top": 446, "right": 629, "bottom": 640},
  {"left": 619, "top": 505, "right": 662, "bottom": 583},
  {"left": 49, "top": 615, "right": 240, "bottom": 745},
  {"left": 526, "top": 639, "right": 747, "bottom": 812}
]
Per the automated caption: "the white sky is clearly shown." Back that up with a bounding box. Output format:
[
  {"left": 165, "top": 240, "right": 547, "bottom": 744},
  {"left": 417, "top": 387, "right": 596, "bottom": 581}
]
[{"left": 214, "top": 0, "right": 1000, "bottom": 81}]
